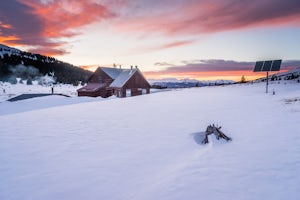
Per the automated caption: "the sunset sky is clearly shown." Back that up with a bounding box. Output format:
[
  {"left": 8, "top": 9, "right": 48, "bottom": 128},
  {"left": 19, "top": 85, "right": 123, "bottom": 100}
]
[{"left": 1, "top": 0, "right": 300, "bottom": 81}]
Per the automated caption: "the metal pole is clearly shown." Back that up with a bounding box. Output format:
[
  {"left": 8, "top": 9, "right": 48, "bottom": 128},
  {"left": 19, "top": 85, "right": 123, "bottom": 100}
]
[{"left": 266, "top": 71, "right": 269, "bottom": 93}]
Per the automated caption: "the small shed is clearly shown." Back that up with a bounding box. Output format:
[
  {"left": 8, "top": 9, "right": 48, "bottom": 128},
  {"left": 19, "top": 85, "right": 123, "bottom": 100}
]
[{"left": 77, "top": 66, "right": 150, "bottom": 98}]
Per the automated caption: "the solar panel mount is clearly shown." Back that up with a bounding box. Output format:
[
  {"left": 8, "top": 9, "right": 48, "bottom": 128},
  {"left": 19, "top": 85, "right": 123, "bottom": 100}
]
[{"left": 253, "top": 59, "right": 282, "bottom": 93}]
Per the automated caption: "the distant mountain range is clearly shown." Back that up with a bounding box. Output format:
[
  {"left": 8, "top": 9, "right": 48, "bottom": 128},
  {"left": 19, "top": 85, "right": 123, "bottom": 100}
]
[
  {"left": 149, "top": 78, "right": 236, "bottom": 89},
  {"left": 149, "top": 66, "right": 300, "bottom": 89},
  {"left": 0, "top": 44, "right": 92, "bottom": 85}
]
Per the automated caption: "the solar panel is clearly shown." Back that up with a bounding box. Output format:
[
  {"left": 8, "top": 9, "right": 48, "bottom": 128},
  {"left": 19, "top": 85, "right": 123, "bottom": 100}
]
[
  {"left": 252, "top": 59, "right": 282, "bottom": 94},
  {"left": 253, "top": 61, "right": 264, "bottom": 72},
  {"left": 261, "top": 60, "right": 272, "bottom": 71},
  {"left": 271, "top": 60, "right": 282, "bottom": 71}
]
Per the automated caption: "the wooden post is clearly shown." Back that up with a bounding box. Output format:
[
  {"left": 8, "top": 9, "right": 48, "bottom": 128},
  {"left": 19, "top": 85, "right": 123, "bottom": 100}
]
[{"left": 266, "top": 71, "right": 269, "bottom": 93}]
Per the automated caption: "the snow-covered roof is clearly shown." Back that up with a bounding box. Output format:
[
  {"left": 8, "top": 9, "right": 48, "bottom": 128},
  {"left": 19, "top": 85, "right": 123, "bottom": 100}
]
[
  {"left": 101, "top": 67, "right": 124, "bottom": 79},
  {"left": 77, "top": 83, "right": 106, "bottom": 92},
  {"left": 109, "top": 69, "right": 137, "bottom": 88}
]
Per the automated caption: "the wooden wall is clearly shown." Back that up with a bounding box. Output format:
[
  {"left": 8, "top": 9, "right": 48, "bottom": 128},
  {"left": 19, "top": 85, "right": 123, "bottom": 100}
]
[
  {"left": 78, "top": 88, "right": 112, "bottom": 98},
  {"left": 111, "top": 71, "right": 151, "bottom": 97},
  {"left": 123, "top": 71, "right": 151, "bottom": 90}
]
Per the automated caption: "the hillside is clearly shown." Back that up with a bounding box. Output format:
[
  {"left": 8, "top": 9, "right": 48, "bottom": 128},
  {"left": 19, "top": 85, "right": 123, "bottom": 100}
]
[
  {"left": 254, "top": 66, "right": 300, "bottom": 82},
  {"left": 0, "top": 81, "right": 299, "bottom": 200},
  {"left": 0, "top": 44, "right": 92, "bottom": 85}
]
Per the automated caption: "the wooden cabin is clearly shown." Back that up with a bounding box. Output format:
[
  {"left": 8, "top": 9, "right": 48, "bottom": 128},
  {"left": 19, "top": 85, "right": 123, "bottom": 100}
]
[{"left": 77, "top": 66, "right": 151, "bottom": 98}]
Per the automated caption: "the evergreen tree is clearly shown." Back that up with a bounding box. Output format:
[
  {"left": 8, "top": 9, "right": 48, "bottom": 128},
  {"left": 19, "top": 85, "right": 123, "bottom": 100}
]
[{"left": 240, "top": 75, "right": 246, "bottom": 83}]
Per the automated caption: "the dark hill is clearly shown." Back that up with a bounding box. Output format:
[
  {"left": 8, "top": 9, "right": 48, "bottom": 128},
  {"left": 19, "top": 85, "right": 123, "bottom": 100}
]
[{"left": 0, "top": 44, "right": 92, "bottom": 85}]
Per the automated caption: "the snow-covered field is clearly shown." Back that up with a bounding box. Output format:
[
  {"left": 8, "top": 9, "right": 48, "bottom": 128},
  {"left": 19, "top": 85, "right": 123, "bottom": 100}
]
[
  {"left": 0, "top": 81, "right": 81, "bottom": 102},
  {"left": 0, "top": 81, "right": 300, "bottom": 200}
]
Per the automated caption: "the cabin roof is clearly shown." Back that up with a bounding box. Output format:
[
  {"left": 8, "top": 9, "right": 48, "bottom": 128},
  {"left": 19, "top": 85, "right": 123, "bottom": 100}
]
[
  {"left": 109, "top": 68, "right": 137, "bottom": 88},
  {"left": 77, "top": 83, "right": 106, "bottom": 92},
  {"left": 101, "top": 67, "right": 124, "bottom": 79}
]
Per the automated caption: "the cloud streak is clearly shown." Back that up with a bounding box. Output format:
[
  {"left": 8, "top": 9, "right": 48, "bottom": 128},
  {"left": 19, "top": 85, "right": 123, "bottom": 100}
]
[
  {"left": 144, "top": 59, "right": 300, "bottom": 80},
  {"left": 115, "top": 0, "right": 300, "bottom": 36},
  {"left": 1, "top": 0, "right": 300, "bottom": 56}
]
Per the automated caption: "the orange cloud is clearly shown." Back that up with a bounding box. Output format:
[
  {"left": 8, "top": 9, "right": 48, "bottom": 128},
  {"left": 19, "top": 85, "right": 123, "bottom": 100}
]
[
  {"left": 0, "top": 35, "right": 20, "bottom": 45},
  {"left": 0, "top": 0, "right": 113, "bottom": 56}
]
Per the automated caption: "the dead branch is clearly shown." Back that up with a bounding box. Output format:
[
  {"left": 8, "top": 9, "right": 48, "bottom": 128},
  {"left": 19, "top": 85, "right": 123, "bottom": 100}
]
[{"left": 202, "top": 124, "right": 232, "bottom": 144}]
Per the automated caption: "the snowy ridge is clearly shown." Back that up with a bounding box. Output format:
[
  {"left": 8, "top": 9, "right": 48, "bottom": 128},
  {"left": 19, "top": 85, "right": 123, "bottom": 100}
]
[
  {"left": 274, "top": 67, "right": 300, "bottom": 78},
  {"left": 255, "top": 66, "right": 300, "bottom": 82},
  {"left": 0, "top": 44, "right": 21, "bottom": 58},
  {"left": 0, "top": 43, "right": 54, "bottom": 63},
  {"left": 0, "top": 44, "right": 92, "bottom": 85}
]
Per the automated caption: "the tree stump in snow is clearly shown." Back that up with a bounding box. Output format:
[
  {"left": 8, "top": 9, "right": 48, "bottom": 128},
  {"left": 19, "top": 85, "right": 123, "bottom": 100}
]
[{"left": 202, "top": 124, "right": 232, "bottom": 144}]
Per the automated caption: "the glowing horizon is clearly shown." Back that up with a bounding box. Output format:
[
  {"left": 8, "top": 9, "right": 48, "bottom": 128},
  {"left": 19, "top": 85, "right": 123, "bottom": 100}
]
[{"left": 1, "top": 0, "right": 300, "bottom": 81}]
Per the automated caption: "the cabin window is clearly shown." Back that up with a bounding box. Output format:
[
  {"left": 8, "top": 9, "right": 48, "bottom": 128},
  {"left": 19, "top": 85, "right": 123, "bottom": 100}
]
[
  {"left": 118, "top": 90, "right": 122, "bottom": 97},
  {"left": 98, "top": 76, "right": 102, "bottom": 83},
  {"left": 126, "top": 89, "right": 131, "bottom": 97}
]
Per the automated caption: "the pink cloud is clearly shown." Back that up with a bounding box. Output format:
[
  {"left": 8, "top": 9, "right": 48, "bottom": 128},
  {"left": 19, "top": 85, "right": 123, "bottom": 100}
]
[
  {"left": 160, "top": 40, "right": 195, "bottom": 49},
  {"left": 28, "top": 46, "right": 69, "bottom": 56},
  {"left": 1, "top": 0, "right": 300, "bottom": 56},
  {"left": 128, "top": 39, "right": 196, "bottom": 55},
  {"left": 0, "top": 0, "right": 114, "bottom": 56},
  {"left": 114, "top": 0, "right": 300, "bottom": 36},
  {"left": 20, "top": 0, "right": 113, "bottom": 38}
]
